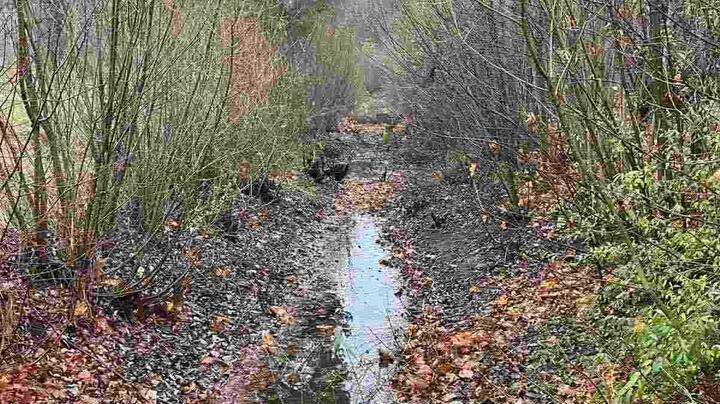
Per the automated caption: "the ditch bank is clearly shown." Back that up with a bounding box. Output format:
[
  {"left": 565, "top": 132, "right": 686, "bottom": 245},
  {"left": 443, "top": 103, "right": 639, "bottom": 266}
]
[{"left": 1, "top": 121, "right": 588, "bottom": 403}]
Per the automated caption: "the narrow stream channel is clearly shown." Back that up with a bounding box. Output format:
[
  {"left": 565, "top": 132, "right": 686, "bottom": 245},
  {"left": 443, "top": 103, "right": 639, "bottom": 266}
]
[{"left": 339, "top": 215, "right": 404, "bottom": 403}]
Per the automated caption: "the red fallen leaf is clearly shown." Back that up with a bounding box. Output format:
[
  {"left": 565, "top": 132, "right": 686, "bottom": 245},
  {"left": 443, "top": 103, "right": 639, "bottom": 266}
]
[
  {"left": 76, "top": 370, "right": 94, "bottom": 383},
  {"left": 94, "top": 315, "right": 112, "bottom": 335},
  {"left": 286, "top": 275, "right": 298, "bottom": 284},
  {"left": 458, "top": 362, "right": 475, "bottom": 379},
  {"left": 210, "top": 315, "right": 229, "bottom": 332},
  {"left": 557, "top": 384, "right": 576, "bottom": 396},
  {"left": 200, "top": 356, "right": 218, "bottom": 366},
  {"left": 408, "top": 376, "right": 429, "bottom": 393},
  {"left": 418, "top": 364, "right": 432, "bottom": 380}
]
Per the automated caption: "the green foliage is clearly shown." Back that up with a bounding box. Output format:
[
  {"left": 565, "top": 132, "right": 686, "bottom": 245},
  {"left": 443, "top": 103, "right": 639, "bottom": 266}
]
[
  {"left": 620, "top": 277, "right": 720, "bottom": 399},
  {"left": 497, "top": 162, "right": 519, "bottom": 208},
  {"left": 448, "top": 150, "right": 470, "bottom": 164},
  {"left": 295, "top": 0, "right": 370, "bottom": 111},
  {"left": 317, "top": 370, "right": 345, "bottom": 404},
  {"left": 383, "top": 123, "right": 392, "bottom": 144},
  {"left": 516, "top": 0, "right": 720, "bottom": 399},
  {"left": 392, "top": 0, "right": 451, "bottom": 65}
]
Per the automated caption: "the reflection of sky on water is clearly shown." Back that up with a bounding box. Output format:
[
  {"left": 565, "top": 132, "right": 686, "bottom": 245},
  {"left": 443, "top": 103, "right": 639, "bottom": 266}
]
[{"left": 341, "top": 216, "right": 403, "bottom": 403}]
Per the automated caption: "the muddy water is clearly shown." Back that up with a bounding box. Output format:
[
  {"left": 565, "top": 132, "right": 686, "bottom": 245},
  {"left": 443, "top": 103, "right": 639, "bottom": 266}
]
[{"left": 339, "top": 215, "right": 404, "bottom": 403}]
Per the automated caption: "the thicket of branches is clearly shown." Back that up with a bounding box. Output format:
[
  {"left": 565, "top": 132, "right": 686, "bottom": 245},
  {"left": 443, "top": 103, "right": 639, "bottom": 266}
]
[
  {"left": 0, "top": 0, "right": 364, "bottom": 346},
  {"left": 385, "top": 0, "right": 720, "bottom": 399}
]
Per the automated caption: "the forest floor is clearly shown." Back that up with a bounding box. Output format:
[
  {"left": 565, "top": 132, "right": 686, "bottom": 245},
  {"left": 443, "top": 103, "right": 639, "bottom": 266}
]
[{"left": 1, "top": 124, "right": 609, "bottom": 403}]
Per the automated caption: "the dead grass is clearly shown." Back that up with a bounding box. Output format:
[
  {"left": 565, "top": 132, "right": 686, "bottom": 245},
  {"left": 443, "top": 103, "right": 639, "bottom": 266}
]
[{"left": 218, "top": 17, "right": 287, "bottom": 122}]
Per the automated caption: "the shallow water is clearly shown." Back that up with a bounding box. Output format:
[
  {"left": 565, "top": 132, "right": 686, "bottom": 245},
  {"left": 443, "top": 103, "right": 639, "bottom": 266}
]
[{"left": 339, "top": 215, "right": 404, "bottom": 403}]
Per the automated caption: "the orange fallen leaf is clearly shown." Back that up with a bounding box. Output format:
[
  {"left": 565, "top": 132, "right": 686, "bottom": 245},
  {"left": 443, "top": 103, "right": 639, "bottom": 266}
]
[
  {"left": 74, "top": 300, "right": 90, "bottom": 318},
  {"left": 200, "top": 356, "right": 218, "bottom": 366},
  {"left": 480, "top": 210, "right": 489, "bottom": 222},
  {"left": 211, "top": 266, "right": 232, "bottom": 278},
  {"left": 181, "top": 247, "right": 202, "bottom": 267},
  {"left": 431, "top": 170, "right": 443, "bottom": 183},
  {"left": 261, "top": 331, "right": 277, "bottom": 354},
  {"left": 286, "top": 343, "right": 298, "bottom": 356},
  {"left": 239, "top": 160, "right": 249, "bottom": 181},
  {"left": 269, "top": 306, "right": 295, "bottom": 325},
  {"left": 210, "top": 315, "right": 229, "bottom": 332},
  {"left": 488, "top": 142, "right": 500, "bottom": 155},
  {"left": 436, "top": 362, "right": 453, "bottom": 375},
  {"left": 493, "top": 294, "right": 509, "bottom": 307},
  {"left": 315, "top": 324, "right": 335, "bottom": 335},
  {"left": 451, "top": 331, "right": 475, "bottom": 348}
]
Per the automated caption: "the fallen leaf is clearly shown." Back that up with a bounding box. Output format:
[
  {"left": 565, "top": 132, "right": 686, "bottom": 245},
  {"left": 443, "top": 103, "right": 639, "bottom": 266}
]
[
  {"left": 211, "top": 266, "right": 232, "bottom": 278},
  {"left": 493, "top": 294, "right": 509, "bottom": 307},
  {"left": 469, "top": 162, "right": 478, "bottom": 176},
  {"left": 101, "top": 277, "right": 123, "bottom": 287},
  {"left": 76, "top": 370, "right": 94, "bottom": 383},
  {"left": 286, "top": 343, "right": 298, "bottom": 356},
  {"left": 269, "top": 306, "right": 295, "bottom": 325},
  {"left": 315, "top": 324, "right": 335, "bottom": 335},
  {"left": 239, "top": 160, "right": 249, "bottom": 181},
  {"left": 181, "top": 247, "right": 202, "bottom": 267},
  {"left": 210, "top": 315, "right": 229, "bottom": 332},
  {"left": 286, "top": 372, "right": 300, "bottom": 384},
  {"left": 458, "top": 368, "right": 474, "bottom": 379},
  {"left": 480, "top": 210, "right": 489, "bottom": 222},
  {"left": 164, "top": 219, "right": 181, "bottom": 231},
  {"left": 261, "top": 331, "right": 277, "bottom": 354},
  {"left": 74, "top": 300, "right": 89, "bottom": 318},
  {"left": 436, "top": 362, "right": 453, "bottom": 375},
  {"left": 488, "top": 142, "right": 500, "bottom": 155},
  {"left": 469, "top": 286, "right": 480, "bottom": 293},
  {"left": 94, "top": 258, "right": 106, "bottom": 274},
  {"left": 431, "top": 170, "right": 443, "bottom": 183},
  {"left": 379, "top": 348, "right": 394, "bottom": 367}
]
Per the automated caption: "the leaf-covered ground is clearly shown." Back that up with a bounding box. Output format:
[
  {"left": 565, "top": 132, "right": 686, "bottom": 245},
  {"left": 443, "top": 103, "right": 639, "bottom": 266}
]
[{"left": 3, "top": 119, "right": 697, "bottom": 403}]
